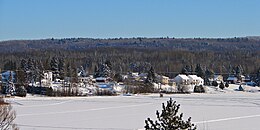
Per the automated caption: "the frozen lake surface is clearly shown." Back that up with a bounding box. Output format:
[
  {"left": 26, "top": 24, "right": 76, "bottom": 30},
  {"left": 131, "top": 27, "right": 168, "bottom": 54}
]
[{"left": 7, "top": 91, "right": 260, "bottom": 130}]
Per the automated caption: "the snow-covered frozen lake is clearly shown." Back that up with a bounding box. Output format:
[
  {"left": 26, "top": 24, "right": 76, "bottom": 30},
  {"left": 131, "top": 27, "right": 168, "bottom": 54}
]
[{"left": 7, "top": 90, "right": 260, "bottom": 130}]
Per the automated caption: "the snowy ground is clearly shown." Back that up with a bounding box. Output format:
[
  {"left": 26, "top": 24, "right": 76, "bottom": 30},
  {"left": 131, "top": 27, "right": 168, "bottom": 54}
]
[{"left": 5, "top": 85, "right": 260, "bottom": 130}]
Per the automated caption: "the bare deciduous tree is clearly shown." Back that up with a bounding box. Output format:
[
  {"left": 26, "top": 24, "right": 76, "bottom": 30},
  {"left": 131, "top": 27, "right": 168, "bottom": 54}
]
[{"left": 0, "top": 98, "right": 19, "bottom": 130}]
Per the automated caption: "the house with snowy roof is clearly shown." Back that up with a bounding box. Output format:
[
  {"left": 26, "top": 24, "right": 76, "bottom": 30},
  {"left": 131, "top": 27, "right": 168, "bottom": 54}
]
[
  {"left": 157, "top": 75, "right": 169, "bottom": 85},
  {"left": 188, "top": 75, "right": 204, "bottom": 86},
  {"left": 227, "top": 75, "right": 238, "bottom": 84},
  {"left": 1, "top": 71, "right": 16, "bottom": 84},
  {"left": 213, "top": 75, "right": 223, "bottom": 83},
  {"left": 95, "top": 77, "right": 108, "bottom": 83},
  {"left": 173, "top": 74, "right": 190, "bottom": 85}
]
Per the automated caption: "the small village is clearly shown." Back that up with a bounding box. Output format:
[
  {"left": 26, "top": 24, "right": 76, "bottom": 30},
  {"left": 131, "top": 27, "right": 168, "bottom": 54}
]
[{"left": 1, "top": 66, "right": 259, "bottom": 97}]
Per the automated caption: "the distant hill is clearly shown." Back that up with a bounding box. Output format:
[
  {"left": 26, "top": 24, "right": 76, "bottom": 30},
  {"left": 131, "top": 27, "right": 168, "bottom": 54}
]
[
  {"left": 0, "top": 37, "right": 260, "bottom": 53},
  {"left": 0, "top": 37, "right": 259, "bottom": 76}
]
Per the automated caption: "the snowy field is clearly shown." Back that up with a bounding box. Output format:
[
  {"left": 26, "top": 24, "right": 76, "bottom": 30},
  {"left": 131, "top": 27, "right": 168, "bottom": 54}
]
[{"left": 5, "top": 85, "right": 260, "bottom": 130}]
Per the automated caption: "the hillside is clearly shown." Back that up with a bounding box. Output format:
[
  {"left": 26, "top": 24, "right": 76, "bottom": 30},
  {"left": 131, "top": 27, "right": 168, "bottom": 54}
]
[
  {"left": 0, "top": 37, "right": 260, "bottom": 53},
  {"left": 0, "top": 37, "right": 259, "bottom": 76}
]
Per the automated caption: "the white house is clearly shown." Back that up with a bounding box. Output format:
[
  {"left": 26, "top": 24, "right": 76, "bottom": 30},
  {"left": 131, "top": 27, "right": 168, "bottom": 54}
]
[
  {"left": 157, "top": 75, "right": 170, "bottom": 85},
  {"left": 173, "top": 74, "right": 190, "bottom": 85},
  {"left": 173, "top": 74, "right": 204, "bottom": 93},
  {"left": 188, "top": 75, "right": 204, "bottom": 86},
  {"left": 213, "top": 75, "right": 223, "bottom": 83}
]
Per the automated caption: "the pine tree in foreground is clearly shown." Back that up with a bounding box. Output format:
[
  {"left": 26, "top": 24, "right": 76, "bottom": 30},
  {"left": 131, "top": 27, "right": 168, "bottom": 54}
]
[{"left": 145, "top": 98, "right": 196, "bottom": 130}]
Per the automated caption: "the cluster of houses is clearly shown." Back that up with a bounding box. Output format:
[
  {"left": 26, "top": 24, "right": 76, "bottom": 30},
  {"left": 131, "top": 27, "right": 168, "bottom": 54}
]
[
  {"left": 0, "top": 70, "right": 258, "bottom": 95},
  {"left": 125, "top": 73, "right": 205, "bottom": 92}
]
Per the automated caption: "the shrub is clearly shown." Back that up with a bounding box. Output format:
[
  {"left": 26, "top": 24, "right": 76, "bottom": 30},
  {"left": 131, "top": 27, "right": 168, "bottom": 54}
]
[
  {"left": 15, "top": 86, "right": 27, "bottom": 97},
  {"left": 212, "top": 81, "right": 218, "bottom": 87},
  {"left": 177, "top": 85, "right": 190, "bottom": 93},
  {"left": 219, "top": 82, "right": 225, "bottom": 90},
  {"left": 97, "top": 89, "right": 115, "bottom": 96},
  {"left": 46, "top": 87, "right": 54, "bottom": 96},
  {"left": 124, "top": 81, "right": 154, "bottom": 94},
  {"left": 238, "top": 85, "right": 244, "bottom": 91},
  {"left": 225, "top": 82, "right": 229, "bottom": 88},
  {"left": 194, "top": 85, "right": 205, "bottom": 93}
]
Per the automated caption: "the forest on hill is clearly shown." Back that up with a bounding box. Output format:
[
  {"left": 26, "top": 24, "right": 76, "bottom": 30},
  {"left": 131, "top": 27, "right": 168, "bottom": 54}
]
[
  {"left": 0, "top": 37, "right": 259, "bottom": 78},
  {"left": 0, "top": 37, "right": 260, "bottom": 53}
]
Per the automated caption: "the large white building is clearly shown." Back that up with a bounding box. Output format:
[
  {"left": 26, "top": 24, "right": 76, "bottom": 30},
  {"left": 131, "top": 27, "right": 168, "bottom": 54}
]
[{"left": 173, "top": 74, "right": 204, "bottom": 92}]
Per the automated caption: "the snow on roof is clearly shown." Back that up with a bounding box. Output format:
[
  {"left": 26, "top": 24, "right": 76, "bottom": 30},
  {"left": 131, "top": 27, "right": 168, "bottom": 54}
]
[
  {"left": 138, "top": 73, "right": 147, "bottom": 77},
  {"left": 227, "top": 76, "right": 238, "bottom": 81},
  {"left": 214, "top": 75, "right": 222, "bottom": 78},
  {"left": 188, "top": 75, "right": 198, "bottom": 79},
  {"left": 176, "top": 74, "right": 189, "bottom": 80},
  {"left": 97, "top": 84, "right": 111, "bottom": 88},
  {"left": 188, "top": 75, "right": 204, "bottom": 81},
  {"left": 96, "top": 77, "right": 107, "bottom": 80},
  {"left": 1, "top": 71, "right": 16, "bottom": 76},
  {"left": 161, "top": 75, "right": 169, "bottom": 79}
]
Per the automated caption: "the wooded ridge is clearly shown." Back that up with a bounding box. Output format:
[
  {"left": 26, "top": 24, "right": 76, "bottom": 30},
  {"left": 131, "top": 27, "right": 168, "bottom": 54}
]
[{"left": 0, "top": 37, "right": 259, "bottom": 76}]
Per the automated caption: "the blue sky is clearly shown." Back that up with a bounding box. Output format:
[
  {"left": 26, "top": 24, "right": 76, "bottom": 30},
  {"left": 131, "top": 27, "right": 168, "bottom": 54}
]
[{"left": 0, "top": 0, "right": 260, "bottom": 41}]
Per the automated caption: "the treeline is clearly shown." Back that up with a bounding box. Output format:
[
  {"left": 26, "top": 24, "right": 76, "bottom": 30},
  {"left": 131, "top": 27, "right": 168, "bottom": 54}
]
[{"left": 0, "top": 47, "right": 259, "bottom": 79}]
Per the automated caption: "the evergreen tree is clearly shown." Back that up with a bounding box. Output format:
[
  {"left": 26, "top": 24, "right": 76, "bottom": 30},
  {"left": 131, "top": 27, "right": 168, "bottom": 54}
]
[
  {"left": 228, "top": 64, "right": 234, "bottom": 75},
  {"left": 3, "top": 60, "right": 17, "bottom": 71},
  {"left": 4, "top": 72, "right": 16, "bottom": 96},
  {"left": 114, "top": 66, "right": 123, "bottom": 82},
  {"left": 146, "top": 66, "right": 156, "bottom": 83},
  {"left": 101, "top": 63, "right": 111, "bottom": 77},
  {"left": 20, "top": 59, "right": 28, "bottom": 72},
  {"left": 205, "top": 68, "right": 214, "bottom": 85},
  {"left": 27, "top": 58, "right": 36, "bottom": 84},
  {"left": 114, "top": 73, "right": 123, "bottom": 82},
  {"left": 50, "top": 57, "right": 59, "bottom": 80},
  {"left": 15, "top": 86, "right": 27, "bottom": 97},
  {"left": 58, "top": 58, "right": 65, "bottom": 79},
  {"left": 225, "top": 82, "right": 229, "bottom": 88},
  {"left": 181, "top": 67, "right": 189, "bottom": 75},
  {"left": 105, "top": 60, "right": 112, "bottom": 70},
  {"left": 256, "top": 68, "right": 260, "bottom": 86},
  {"left": 66, "top": 63, "right": 72, "bottom": 78},
  {"left": 94, "top": 65, "right": 99, "bottom": 78},
  {"left": 19, "top": 59, "right": 28, "bottom": 85},
  {"left": 181, "top": 65, "right": 193, "bottom": 75},
  {"left": 235, "top": 65, "right": 243, "bottom": 80},
  {"left": 212, "top": 81, "right": 218, "bottom": 87},
  {"left": 144, "top": 98, "right": 196, "bottom": 130},
  {"left": 195, "top": 64, "right": 205, "bottom": 79},
  {"left": 35, "top": 60, "right": 44, "bottom": 86},
  {"left": 219, "top": 82, "right": 225, "bottom": 90},
  {"left": 257, "top": 68, "right": 260, "bottom": 79},
  {"left": 94, "top": 62, "right": 112, "bottom": 78}
]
